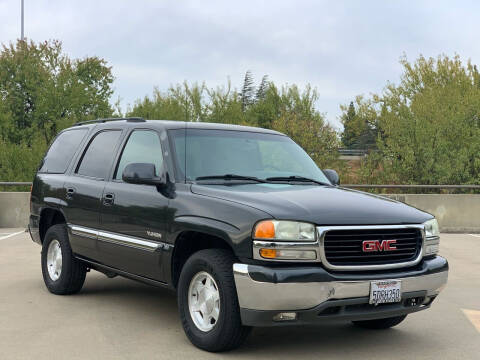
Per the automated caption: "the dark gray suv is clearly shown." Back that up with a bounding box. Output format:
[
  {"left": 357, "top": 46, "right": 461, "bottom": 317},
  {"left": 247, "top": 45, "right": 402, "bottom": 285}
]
[{"left": 29, "top": 118, "right": 448, "bottom": 352}]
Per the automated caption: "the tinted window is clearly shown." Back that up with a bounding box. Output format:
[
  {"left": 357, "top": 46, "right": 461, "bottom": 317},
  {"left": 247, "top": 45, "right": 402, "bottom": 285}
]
[
  {"left": 115, "top": 130, "right": 164, "bottom": 180},
  {"left": 76, "top": 130, "right": 122, "bottom": 179},
  {"left": 169, "top": 129, "right": 330, "bottom": 183},
  {"left": 39, "top": 129, "right": 88, "bottom": 173}
]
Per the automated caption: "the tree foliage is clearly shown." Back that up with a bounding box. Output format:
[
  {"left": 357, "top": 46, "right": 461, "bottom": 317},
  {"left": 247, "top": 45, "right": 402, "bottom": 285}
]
[
  {"left": 0, "top": 39, "right": 114, "bottom": 182},
  {"left": 256, "top": 75, "right": 269, "bottom": 101},
  {"left": 129, "top": 77, "right": 342, "bottom": 170},
  {"left": 240, "top": 70, "right": 255, "bottom": 112},
  {"left": 271, "top": 85, "right": 340, "bottom": 168},
  {"left": 355, "top": 55, "right": 480, "bottom": 185},
  {"left": 340, "top": 97, "right": 377, "bottom": 149}
]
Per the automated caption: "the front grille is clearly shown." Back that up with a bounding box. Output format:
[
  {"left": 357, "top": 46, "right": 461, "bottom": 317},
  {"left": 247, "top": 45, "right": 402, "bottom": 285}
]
[{"left": 323, "top": 228, "right": 422, "bottom": 267}]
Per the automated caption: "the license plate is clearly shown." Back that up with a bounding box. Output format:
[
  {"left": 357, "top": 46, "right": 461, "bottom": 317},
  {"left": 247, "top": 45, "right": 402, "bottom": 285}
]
[{"left": 369, "top": 280, "right": 402, "bottom": 305}]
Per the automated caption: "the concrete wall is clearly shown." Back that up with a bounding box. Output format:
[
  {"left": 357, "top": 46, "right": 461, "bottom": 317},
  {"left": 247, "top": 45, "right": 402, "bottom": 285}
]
[
  {"left": 0, "top": 192, "right": 30, "bottom": 228},
  {"left": 385, "top": 194, "right": 480, "bottom": 233},
  {"left": 0, "top": 192, "right": 478, "bottom": 232}
]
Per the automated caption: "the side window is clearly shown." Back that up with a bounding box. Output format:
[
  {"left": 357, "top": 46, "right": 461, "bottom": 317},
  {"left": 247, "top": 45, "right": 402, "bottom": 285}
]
[
  {"left": 39, "top": 129, "right": 88, "bottom": 173},
  {"left": 115, "top": 130, "right": 164, "bottom": 180},
  {"left": 76, "top": 130, "right": 122, "bottom": 179}
]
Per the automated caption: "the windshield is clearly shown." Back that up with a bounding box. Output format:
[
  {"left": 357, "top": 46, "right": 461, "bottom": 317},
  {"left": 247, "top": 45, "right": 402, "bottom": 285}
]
[{"left": 169, "top": 129, "right": 330, "bottom": 184}]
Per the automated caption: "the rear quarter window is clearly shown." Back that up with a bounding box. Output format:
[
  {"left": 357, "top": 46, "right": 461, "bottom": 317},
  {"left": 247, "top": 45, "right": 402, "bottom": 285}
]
[
  {"left": 76, "top": 130, "right": 122, "bottom": 180},
  {"left": 39, "top": 129, "right": 88, "bottom": 173}
]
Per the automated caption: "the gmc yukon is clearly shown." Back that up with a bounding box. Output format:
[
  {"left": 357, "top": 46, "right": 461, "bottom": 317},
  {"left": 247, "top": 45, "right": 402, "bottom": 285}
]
[{"left": 29, "top": 118, "right": 448, "bottom": 352}]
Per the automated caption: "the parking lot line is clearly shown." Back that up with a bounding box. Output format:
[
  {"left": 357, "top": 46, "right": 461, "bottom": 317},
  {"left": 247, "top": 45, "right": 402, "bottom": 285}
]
[
  {"left": 462, "top": 309, "right": 480, "bottom": 333},
  {"left": 0, "top": 230, "right": 25, "bottom": 240},
  {"left": 468, "top": 234, "right": 480, "bottom": 238}
]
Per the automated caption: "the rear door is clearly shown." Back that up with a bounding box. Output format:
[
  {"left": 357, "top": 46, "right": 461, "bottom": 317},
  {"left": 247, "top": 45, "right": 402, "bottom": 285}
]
[
  {"left": 64, "top": 129, "right": 123, "bottom": 260},
  {"left": 98, "top": 129, "right": 169, "bottom": 281}
]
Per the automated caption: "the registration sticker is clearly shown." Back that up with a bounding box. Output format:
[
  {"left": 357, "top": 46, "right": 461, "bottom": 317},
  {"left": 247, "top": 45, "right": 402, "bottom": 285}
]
[{"left": 369, "top": 280, "right": 402, "bottom": 305}]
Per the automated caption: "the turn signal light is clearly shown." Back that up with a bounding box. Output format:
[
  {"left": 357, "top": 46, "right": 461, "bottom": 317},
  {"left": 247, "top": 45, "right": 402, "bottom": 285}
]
[
  {"left": 254, "top": 220, "right": 275, "bottom": 239},
  {"left": 259, "top": 248, "right": 277, "bottom": 259}
]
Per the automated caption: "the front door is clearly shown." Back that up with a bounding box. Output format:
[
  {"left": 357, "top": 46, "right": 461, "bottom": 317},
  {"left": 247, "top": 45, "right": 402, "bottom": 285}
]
[{"left": 98, "top": 129, "right": 169, "bottom": 281}]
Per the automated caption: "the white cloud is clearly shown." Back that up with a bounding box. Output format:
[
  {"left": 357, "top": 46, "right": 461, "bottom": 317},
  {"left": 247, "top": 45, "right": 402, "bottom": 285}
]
[{"left": 1, "top": 0, "right": 479, "bottom": 128}]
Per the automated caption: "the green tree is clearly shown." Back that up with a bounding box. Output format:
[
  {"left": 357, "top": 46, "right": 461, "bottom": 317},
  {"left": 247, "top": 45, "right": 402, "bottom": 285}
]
[
  {"left": 128, "top": 77, "right": 341, "bottom": 170},
  {"left": 358, "top": 55, "right": 480, "bottom": 185},
  {"left": 0, "top": 138, "right": 46, "bottom": 184},
  {"left": 240, "top": 70, "right": 255, "bottom": 112},
  {"left": 127, "top": 82, "right": 207, "bottom": 122},
  {"left": 340, "top": 97, "right": 377, "bottom": 149},
  {"left": 270, "top": 84, "right": 341, "bottom": 169},
  {"left": 206, "top": 81, "right": 244, "bottom": 125},
  {"left": 0, "top": 40, "right": 114, "bottom": 145},
  {"left": 0, "top": 39, "right": 114, "bottom": 182},
  {"left": 340, "top": 101, "right": 357, "bottom": 147},
  {"left": 255, "top": 75, "right": 269, "bottom": 101}
]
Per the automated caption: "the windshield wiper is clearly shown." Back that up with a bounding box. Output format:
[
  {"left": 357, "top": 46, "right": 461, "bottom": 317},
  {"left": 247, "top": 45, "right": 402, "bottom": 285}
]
[
  {"left": 196, "top": 174, "right": 267, "bottom": 183},
  {"left": 266, "top": 175, "right": 331, "bottom": 186}
]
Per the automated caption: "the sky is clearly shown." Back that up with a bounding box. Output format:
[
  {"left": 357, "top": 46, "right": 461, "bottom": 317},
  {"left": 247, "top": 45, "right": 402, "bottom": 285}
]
[{"left": 1, "top": 0, "right": 479, "bottom": 129}]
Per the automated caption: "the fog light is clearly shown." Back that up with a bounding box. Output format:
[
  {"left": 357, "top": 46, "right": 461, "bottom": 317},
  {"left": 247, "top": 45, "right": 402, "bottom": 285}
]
[
  {"left": 273, "top": 312, "right": 297, "bottom": 322},
  {"left": 259, "top": 248, "right": 316, "bottom": 260}
]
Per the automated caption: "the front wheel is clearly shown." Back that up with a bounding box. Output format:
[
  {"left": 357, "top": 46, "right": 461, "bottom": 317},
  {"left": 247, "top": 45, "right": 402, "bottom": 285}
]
[
  {"left": 352, "top": 315, "right": 407, "bottom": 329},
  {"left": 177, "top": 249, "right": 251, "bottom": 352}
]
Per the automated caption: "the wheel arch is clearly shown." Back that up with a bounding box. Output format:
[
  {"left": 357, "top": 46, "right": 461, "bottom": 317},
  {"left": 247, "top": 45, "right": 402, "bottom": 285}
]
[
  {"left": 171, "top": 229, "right": 237, "bottom": 289},
  {"left": 39, "top": 207, "right": 67, "bottom": 244}
]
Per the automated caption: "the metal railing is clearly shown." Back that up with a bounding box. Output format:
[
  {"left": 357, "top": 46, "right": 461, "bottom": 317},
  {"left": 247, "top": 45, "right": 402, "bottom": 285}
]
[
  {"left": 342, "top": 184, "right": 480, "bottom": 190},
  {"left": 0, "top": 182, "right": 32, "bottom": 186},
  {"left": 1, "top": 182, "right": 479, "bottom": 190},
  {"left": 338, "top": 149, "right": 369, "bottom": 156}
]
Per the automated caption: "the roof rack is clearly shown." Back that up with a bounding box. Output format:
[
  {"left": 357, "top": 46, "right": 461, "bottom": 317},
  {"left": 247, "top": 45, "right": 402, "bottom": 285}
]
[{"left": 74, "top": 117, "right": 145, "bottom": 126}]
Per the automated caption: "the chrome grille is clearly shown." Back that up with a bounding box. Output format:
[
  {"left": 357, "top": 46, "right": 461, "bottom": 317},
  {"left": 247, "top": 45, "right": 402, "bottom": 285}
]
[{"left": 323, "top": 228, "right": 423, "bottom": 267}]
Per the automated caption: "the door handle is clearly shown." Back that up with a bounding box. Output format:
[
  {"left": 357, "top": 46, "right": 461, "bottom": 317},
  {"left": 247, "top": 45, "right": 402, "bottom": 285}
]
[
  {"left": 103, "top": 193, "right": 115, "bottom": 206},
  {"left": 66, "top": 187, "right": 76, "bottom": 199}
]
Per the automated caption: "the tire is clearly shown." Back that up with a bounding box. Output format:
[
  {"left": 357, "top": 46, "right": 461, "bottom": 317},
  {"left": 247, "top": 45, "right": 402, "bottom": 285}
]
[
  {"left": 41, "top": 224, "right": 86, "bottom": 295},
  {"left": 352, "top": 315, "right": 407, "bottom": 329},
  {"left": 177, "top": 249, "right": 251, "bottom": 352}
]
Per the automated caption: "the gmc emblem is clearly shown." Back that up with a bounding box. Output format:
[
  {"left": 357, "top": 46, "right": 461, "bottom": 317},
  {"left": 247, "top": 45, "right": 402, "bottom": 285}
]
[{"left": 362, "top": 239, "right": 397, "bottom": 252}]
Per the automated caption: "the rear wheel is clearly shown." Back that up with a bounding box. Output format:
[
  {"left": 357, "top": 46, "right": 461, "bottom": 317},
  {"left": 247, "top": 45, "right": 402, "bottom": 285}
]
[
  {"left": 41, "top": 224, "right": 86, "bottom": 295},
  {"left": 177, "top": 249, "right": 251, "bottom": 352},
  {"left": 352, "top": 315, "right": 407, "bottom": 329}
]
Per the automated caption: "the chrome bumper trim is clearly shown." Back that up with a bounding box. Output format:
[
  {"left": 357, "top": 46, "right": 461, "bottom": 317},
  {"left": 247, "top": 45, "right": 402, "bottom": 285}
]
[
  {"left": 70, "top": 225, "right": 98, "bottom": 240},
  {"left": 97, "top": 231, "right": 159, "bottom": 252},
  {"left": 233, "top": 263, "right": 448, "bottom": 311},
  {"left": 68, "top": 224, "right": 171, "bottom": 252}
]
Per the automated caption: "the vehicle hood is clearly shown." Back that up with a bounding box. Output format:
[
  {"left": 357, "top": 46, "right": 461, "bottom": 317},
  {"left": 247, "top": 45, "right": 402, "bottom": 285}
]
[{"left": 191, "top": 183, "right": 432, "bottom": 225}]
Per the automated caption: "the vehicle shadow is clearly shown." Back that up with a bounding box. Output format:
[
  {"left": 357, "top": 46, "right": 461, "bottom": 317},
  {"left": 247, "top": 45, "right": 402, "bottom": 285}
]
[
  {"left": 238, "top": 325, "right": 422, "bottom": 357},
  {"left": 74, "top": 272, "right": 438, "bottom": 358}
]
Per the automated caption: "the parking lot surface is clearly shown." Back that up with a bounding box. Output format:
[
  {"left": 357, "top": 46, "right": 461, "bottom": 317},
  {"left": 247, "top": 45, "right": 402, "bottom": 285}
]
[{"left": 0, "top": 230, "right": 478, "bottom": 360}]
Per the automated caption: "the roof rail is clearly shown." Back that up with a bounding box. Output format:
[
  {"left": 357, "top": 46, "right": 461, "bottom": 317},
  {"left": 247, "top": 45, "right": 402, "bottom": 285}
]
[{"left": 74, "top": 117, "right": 145, "bottom": 126}]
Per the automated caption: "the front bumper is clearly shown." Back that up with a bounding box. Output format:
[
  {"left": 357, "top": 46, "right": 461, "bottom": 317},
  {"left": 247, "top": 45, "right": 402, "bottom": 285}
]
[{"left": 233, "top": 256, "right": 448, "bottom": 326}]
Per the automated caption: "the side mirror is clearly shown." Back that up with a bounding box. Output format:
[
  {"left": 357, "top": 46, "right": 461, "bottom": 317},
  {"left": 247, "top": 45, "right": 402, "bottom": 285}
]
[
  {"left": 323, "top": 169, "right": 340, "bottom": 186},
  {"left": 122, "top": 163, "right": 166, "bottom": 186}
]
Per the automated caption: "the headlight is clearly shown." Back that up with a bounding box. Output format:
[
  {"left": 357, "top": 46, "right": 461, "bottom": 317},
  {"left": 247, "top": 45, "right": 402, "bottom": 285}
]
[
  {"left": 424, "top": 218, "right": 439, "bottom": 238},
  {"left": 253, "top": 220, "right": 316, "bottom": 241},
  {"left": 423, "top": 219, "right": 440, "bottom": 256}
]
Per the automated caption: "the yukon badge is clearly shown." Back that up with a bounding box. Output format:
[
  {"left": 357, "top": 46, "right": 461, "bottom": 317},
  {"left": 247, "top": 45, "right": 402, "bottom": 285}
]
[{"left": 146, "top": 231, "right": 162, "bottom": 239}]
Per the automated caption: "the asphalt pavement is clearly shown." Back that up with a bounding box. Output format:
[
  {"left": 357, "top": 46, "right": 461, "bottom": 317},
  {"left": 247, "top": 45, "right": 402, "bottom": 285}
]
[{"left": 0, "top": 230, "right": 478, "bottom": 360}]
